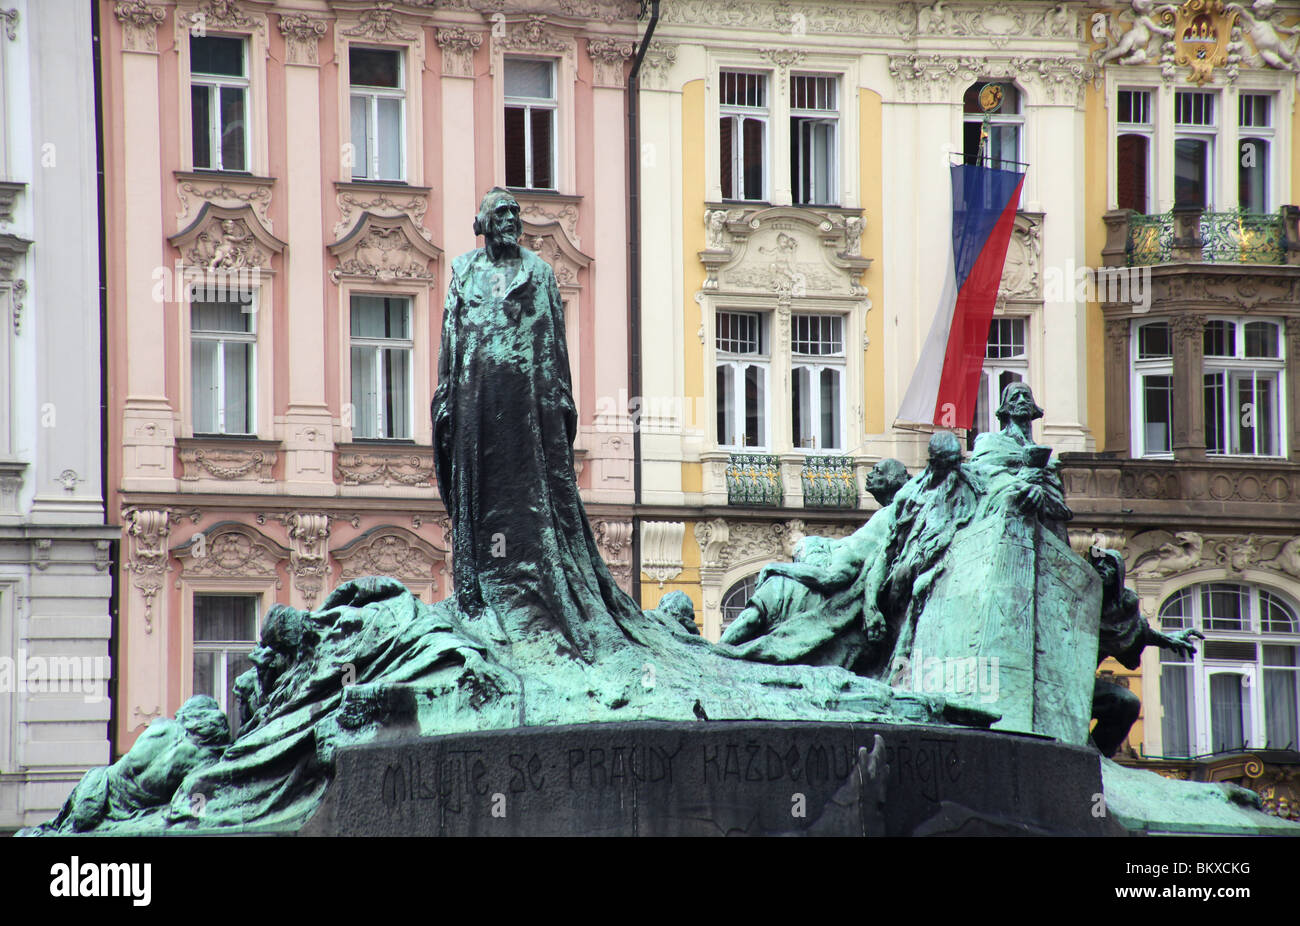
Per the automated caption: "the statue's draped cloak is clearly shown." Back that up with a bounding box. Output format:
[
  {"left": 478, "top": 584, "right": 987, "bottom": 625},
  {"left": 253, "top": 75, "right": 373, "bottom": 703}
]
[{"left": 433, "top": 247, "right": 638, "bottom": 661}]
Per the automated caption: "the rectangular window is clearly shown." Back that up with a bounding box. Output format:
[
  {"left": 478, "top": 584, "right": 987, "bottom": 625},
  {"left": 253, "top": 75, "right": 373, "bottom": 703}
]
[
  {"left": 790, "top": 75, "right": 837, "bottom": 206},
  {"left": 716, "top": 310, "right": 768, "bottom": 449},
  {"left": 504, "top": 58, "right": 556, "bottom": 191},
  {"left": 1159, "top": 648, "right": 1194, "bottom": 758},
  {"left": 191, "top": 293, "right": 255, "bottom": 435},
  {"left": 1238, "top": 93, "right": 1272, "bottom": 213},
  {"left": 971, "top": 318, "right": 1027, "bottom": 443},
  {"left": 1117, "top": 90, "right": 1152, "bottom": 214},
  {"left": 349, "top": 46, "right": 405, "bottom": 181},
  {"left": 191, "top": 35, "right": 249, "bottom": 172},
  {"left": 720, "top": 71, "right": 768, "bottom": 202},
  {"left": 350, "top": 295, "right": 413, "bottom": 440},
  {"left": 1174, "top": 91, "right": 1215, "bottom": 208},
  {"left": 791, "top": 314, "right": 844, "bottom": 451},
  {"left": 1263, "top": 644, "right": 1299, "bottom": 750},
  {"left": 192, "top": 594, "right": 258, "bottom": 737},
  {"left": 1203, "top": 318, "right": 1284, "bottom": 457},
  {"left": 1133, "top": 321, "right": 1173, "bottom": 456}
]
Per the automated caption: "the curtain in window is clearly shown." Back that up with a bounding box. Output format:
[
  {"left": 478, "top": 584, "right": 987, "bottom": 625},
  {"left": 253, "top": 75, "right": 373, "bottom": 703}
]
[
  {"left": 350, "top": 95, "right": 369, "bottom": 179},
  {"left": 382, "top": 347, "right": 410, "bottom": 439},
  {"left": 192, "top": 339, "right": 219, "bottom": 433},
  {"left": 1264, "top": 669, "right": 1298, "bottom": 750},
  {"left": 1160, "top": 660, "right": 1193, "bottom": 757},
  {"left": 819, "top": 367, "right": 840, "bottom": 449},
  {"left": 351, "top": 346, "right": 379, "bottom": 438},
  {"left": 1210, "top": 673, "right": 1248, "bottom": 752},
  {"left": 378, "top": 98, "right": 402, "bottom": 179},
  {"left": 223, "top": 341, "right": 251, "bottom": 434}
]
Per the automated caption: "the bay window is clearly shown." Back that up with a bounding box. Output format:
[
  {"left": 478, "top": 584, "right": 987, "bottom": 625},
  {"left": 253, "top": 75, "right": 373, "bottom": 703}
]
[{"left": 1203, "top": 318, "right": 1283, "bottom": 457}]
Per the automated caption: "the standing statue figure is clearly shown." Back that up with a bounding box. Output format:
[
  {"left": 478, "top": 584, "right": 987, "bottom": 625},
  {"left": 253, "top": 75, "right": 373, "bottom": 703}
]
[
  {"left": 432, "top": 188, "right": 637, "bottom": 662},
  {"left": 967, "top": 381, "right": 1072, "bottom": 542},
  {"left": 1089, "top": 548, "right": 1202, "bottom": 757}
]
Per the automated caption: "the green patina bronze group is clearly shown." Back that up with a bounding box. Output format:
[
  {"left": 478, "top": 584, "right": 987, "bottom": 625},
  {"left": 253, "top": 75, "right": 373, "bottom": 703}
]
[{"left": 19, "top": 190, "right": 1291, "bottom": 836}]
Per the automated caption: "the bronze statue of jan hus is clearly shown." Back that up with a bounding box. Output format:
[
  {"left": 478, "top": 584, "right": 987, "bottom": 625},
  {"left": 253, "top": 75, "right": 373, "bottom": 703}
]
[{"left": 1089, "top": 548, "right": 1202, "bottom": 757}]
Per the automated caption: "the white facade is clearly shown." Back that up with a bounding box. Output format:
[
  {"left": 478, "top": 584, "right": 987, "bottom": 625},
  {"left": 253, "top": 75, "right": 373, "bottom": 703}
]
[{"left": 0, "top": 0, "right": 116, "bottom": 829}]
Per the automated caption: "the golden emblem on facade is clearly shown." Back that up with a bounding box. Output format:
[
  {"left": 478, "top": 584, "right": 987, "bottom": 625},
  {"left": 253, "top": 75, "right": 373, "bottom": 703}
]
[{"left": 1161, "top": 0, "right": 1240, "bottom": 84}]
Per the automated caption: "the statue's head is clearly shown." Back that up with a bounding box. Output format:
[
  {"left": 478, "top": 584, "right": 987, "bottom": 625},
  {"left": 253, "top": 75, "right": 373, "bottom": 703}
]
[
  {"left": 174, "top": 694, "right": 233, "bottom": 747},
  {"left": 927, "top": 430, "right": 963, "bottom": 471},
  {"left": 995, "top": 381, "right": 1044, "bottom": 428},
  {"left": 1088, "top": 547, "right": 1126, "bottom": 597},
  {"left": 657, "top": 590, "right": 694, "bottom": 621},
  {"left": 249, "top": 604, "right": 309, "bottom": 692},
  {"left": 473, "top": 187, "right": 522, "bottom": 245},
  {"left": 865, "top": 458, "right": 909, "bottom": 506}
]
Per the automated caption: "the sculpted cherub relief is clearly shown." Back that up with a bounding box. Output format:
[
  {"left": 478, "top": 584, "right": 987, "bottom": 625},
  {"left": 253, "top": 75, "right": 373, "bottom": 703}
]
[
  {"left": 1097, "top": 0, "right": 1176, "bottom": 66},
  {"left": 1230, "top": 0, "right": 1300, "bottom": 71}
]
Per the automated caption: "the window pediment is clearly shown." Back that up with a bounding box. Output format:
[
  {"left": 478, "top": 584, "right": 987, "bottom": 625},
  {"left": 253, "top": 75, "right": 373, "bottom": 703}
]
[
  {"left": 521, "top": 218, "right": 590, "bottom": 291},
  {"left": 169, "top": 202, "right": 285, "bottom": 274},
  {"left": 331, "top": 525, "right": 444, "bottom": 583},
  {"left": 328, "top": 211, "right": 442, "bottom": 284},
  {"left": 172, "top": 520, "right": 288, "bottom": 582},
  {"left": 700, "top": 205, "right": 870, "bottom": 297}
]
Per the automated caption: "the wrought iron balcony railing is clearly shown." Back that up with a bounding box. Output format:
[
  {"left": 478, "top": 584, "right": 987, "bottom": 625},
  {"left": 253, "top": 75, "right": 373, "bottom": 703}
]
[
  {"left": 726, "top": 453, "right": 783, "bottom": 507},
  {"left": 800, "top": 455, "right": 859, "bottom": 509},
  {"left": 1113, "top": 206, "right": 1300, "bottom": 267}
]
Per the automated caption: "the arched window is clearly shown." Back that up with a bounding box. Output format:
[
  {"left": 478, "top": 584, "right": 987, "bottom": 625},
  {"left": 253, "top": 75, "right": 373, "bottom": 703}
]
[
  {"left": 962, "top": 81, "right": 1022, "bottom": 171},
  {"left": 720, "top": 574, "right": 758, "bottom": 634},
  {"left": 1157, "top": 582, "right": 1300, "bottom": 757}
]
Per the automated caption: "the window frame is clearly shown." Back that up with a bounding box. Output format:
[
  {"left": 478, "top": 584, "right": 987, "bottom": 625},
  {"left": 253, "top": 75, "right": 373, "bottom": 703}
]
[
  {"left": 1157, "top": 582, "right": 1300, "bottom": 756},
  {"left": 502, "top": 56, "right": 559, "bottom": 192},
  {"left": 189, "top": 591, "right": 261, "bottom": 736},
  {"left": 348, "top": 45, "right": 407, "bottom": 183},
  {"left": 970, "top": 316, "right": 1030, "bottom": 443},
  {"left": 790, "top": 312, "right": 847, "bottom": 452},
  {"left": 188, "top": 33, "right": 252, "bottom": 173},
  {"left": 1116, "top": 88, "right": 1155, "bottom": 215},
  {"left": 348, "top": 293, "right": 415, "bottom": 441},
  {"left": 715, "top": 309, "right": 771, "bottom": 451},
  {"left": 1202, "top": 316, "right": 1286, "bottom": 459},
  {"left": 1173, "top": 89, "right": 1218, "bottom": 209},
  {"left": 189, "top": 287, "right": 259, "bottom": 437},
  {"left": 719, "top": 69, "right": 770, "bottom": 203},
  {"left": 335, "top": 23, "right": 427, "bottom": 187},
  {"left": 1129, "top": 318, "right": 1175, "bottom": 459},
  {"left": 962, "top": 80, "right": 1025, "bottom": 172},
  {"left": 1237, "top": 91, "right": 1275, "bottom": 213},
  {"left": 789, "top": 73, "right": 840, "bottom": 207}
]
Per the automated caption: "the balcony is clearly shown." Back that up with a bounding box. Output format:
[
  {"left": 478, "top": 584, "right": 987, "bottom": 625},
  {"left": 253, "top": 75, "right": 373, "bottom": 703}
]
[
  {"left": 1058, "top": 453, "right": 1300, "bottom": 530},
  {"left": 725, "top": 454, "right": 783, "bottom": 507},
  {"left": 800, "top": 455, "right": 859, "bottom": 509},
  {"left": 1105, "top": 205, "right": 1300, "bottom": 267}
]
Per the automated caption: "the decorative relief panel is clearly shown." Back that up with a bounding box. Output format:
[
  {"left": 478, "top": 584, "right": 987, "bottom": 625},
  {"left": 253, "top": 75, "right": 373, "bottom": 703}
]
[
  {"left": 641, "top": 520, "right": 685, "bottom": 587},
  {"left": 523, "top": 220, "right": 591, "bottom": 291},
  {"left": 173, "top": 520, "right": 287, "bottom": 585},
  {"left": 332, "top": 525, "right": 443, "bottom": 588},
  {"left": 114, "top": 0, "right": 167, "bottom": 53},
  {"left": 700, "top": 206, "right": 871, "bottom": 298},
  {"left": 335, "top": 445, "right": 436, "bottom": 488},
  {"left": 334, "top": 183, "right": 432, "bottom": 243},
  {"left": 514, "top": 191, "right": 581, "bottom": 246},
  {"left": 328, "top": 212, "right": 442, "bottom": 284},
  {"left": 587, "top": 37, "right": 632, "bottom": 88},
  {"left": 125, "top": 508, "right": 171, "bottom": 632},
  {"left": 284, "top": 512, "right": 331, "bottom": 606},
  {"left": 175, "top": 173, "right": 274, "bottom": 232},
  {"left": 888, "top": 53, "right": 1093, "bottom": 104},
  {"left": 437, "top": 26, "right": 483, "bottom": 78},
  {"left": 340, "top": 1, "right": 419, "bottom": 42},
  {"left": 638, "top": 41, "right": 677, "bottom": 90},
  {"left": 1125, "top": 529, "right": 1300, "bottom": 581},
  {"left": 179, "top": 440, "right": 277, "bottom": 483},
  {"left": 998, "top": 213, "right": 1043, "bottom": 307},
  {"left": 0, "top": 180, "right": 22, "bottom": 223},
  {"left": 494, "top": 14, "right": 578, "bottom": 67},
  {"left": 592, "top": 519, "right": 634, "bottom": 591},
  {"left": 279, "top": 12, "right": 328, "bottom": 66},
  {"left": 169, "top": 203, "right": 286, "bottom": 274}
]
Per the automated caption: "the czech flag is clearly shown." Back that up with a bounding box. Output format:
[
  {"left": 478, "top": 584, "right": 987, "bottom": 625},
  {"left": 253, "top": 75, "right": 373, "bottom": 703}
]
[{"left": 897, "top": 163, "right": 1025, "bottom": 430}]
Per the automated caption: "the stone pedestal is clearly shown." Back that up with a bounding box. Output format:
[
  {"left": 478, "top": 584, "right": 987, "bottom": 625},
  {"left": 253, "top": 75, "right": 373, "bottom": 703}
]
[{"left": 301, "top": 721, "right": 1117, "bottom": 837}]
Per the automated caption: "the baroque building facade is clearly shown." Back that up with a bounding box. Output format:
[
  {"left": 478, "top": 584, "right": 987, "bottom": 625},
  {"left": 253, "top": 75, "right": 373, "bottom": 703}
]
[
  {"left": 101, "top": 0, "right": 638, "bottom": 753},
  {"left": 0, "top": 1, "right": 118, "bottom": 829}
]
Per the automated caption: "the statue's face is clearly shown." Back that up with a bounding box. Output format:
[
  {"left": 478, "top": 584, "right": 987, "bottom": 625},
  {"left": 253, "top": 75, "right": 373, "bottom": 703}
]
[
  {"left": 482, "top": 198, "right": 521, "bottom": 248},
  {"left": 1002, "top": 384, "right": 1037, "bottom": 421},
  {"left": 865, "top": 462, "right": 904, "bottom": 493}
]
